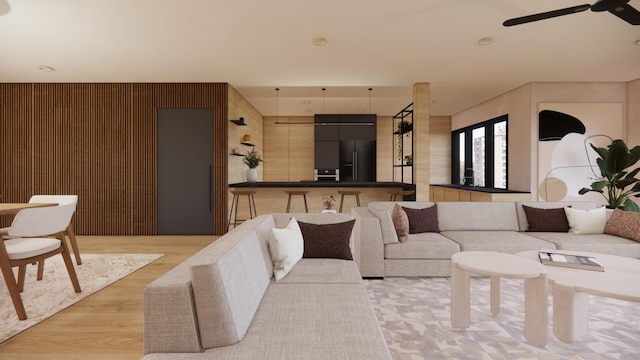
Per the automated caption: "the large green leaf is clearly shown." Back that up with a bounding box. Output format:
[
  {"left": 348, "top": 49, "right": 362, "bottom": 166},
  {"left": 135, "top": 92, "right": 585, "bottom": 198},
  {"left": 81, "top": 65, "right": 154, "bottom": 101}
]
[
  {"left": 623, "top": 198, "right": 640, "bottom": 212},
  {"left": 606, "top": 139, "right": 630, "bottom": 174},
  {"left": 627, "top": 146, "right": 640, "bottom": 168}
]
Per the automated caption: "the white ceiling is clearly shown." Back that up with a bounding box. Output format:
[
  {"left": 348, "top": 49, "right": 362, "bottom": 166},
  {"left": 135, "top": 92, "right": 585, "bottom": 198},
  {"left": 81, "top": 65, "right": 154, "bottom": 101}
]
[{"left": 1, "top": 0, "right": 639, "bottom": 117}]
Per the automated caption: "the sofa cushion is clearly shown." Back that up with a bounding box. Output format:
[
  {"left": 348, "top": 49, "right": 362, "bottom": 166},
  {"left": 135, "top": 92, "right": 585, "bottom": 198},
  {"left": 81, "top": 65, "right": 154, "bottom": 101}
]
[
  {"left": 522, "top": 205, "right": 569, "bottom": 232},
  {"left": 391, "top": 204, "right": 409, "bottom": 242},
  {"left": 515, "top": 201, "right": 597, "bottom": 232},
  {"left": 202, "top": 284, "right": 392, "bottom": 360},
  {"left": 565, "top": 206, "right": 607, "bottom": 234},
  {"left": 368, "top": 202, "right": 436, "bottom": 244},
  {"left": 275, "top": 258, "right": 363, "bottom": 284},
  {"left": 384, "top": 232, "right": 460, "bottom": 260},
  {"left": 269, "top": 217, "right": 304, "bottom": 281},
  {"left": 190, "top": 231, "right": 271, "bottom": 349},
  {"left": 437, "top": 202, "right": 518, "bottom": 231},
  {"left": 298, "top": 219, "right": 355, "bottom": 260},
  {"left": 403, "top": 204, "right": 439, "bottom": 233},
  {"left": 440, "top": 230, "right": 556, "bottom": 253},
  {"left": 526, "top": 232, "right": 640, "bottom": 258},
  {"left": 604, "top": 209, "right": 640, "bottom": 242}
]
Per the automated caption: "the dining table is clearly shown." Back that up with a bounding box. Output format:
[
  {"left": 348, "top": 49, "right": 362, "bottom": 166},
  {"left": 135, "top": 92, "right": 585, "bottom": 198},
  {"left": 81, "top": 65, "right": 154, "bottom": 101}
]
[{"left": 0, "top": 202, "right": 58, "bottom": 215}]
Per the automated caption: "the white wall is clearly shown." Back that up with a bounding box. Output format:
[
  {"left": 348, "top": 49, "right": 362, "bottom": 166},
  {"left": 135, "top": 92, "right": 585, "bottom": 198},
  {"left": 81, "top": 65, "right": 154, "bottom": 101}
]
[{"left": 452, "top": 81, "right": 633, "bottom": 197}]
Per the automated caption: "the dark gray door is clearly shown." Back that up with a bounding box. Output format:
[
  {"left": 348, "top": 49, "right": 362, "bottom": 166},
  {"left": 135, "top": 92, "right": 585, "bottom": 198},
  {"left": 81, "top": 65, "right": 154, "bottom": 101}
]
[{"left": 158, "top": 108, "right": 213, "bottom": 234}]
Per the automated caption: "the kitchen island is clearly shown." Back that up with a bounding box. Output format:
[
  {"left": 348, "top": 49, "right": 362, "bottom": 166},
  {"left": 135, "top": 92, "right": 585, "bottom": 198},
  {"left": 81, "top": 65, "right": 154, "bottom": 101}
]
[{"left": 229, "top": 181, "right": 415, "bottom": 216}]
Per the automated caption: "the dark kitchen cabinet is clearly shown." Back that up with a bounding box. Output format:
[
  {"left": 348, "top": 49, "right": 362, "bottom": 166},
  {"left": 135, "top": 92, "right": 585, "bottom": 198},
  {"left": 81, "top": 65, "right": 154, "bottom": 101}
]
[
  {"left": 314, "top": 115, "right": 340, "bottom": 140},
  {"left": 314, "top": 114, "right": 377, "bottom": 182},
  {"left": 338, "top": 115, "right": 376, "bottom": 141},
  {"left": 314, "top": 140, "right": 339, "bottom": 169}
]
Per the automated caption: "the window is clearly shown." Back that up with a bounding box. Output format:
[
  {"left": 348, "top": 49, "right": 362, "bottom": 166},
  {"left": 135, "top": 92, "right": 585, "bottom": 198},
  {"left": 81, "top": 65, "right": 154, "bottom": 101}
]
[{"left": 451, "top": 115, "right": 508, "bottom": 189}]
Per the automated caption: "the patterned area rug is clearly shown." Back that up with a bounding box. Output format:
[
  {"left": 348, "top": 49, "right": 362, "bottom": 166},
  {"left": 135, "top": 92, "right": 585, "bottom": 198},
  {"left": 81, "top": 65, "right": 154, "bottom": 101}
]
[
  {"left": 365, "top": 277, "right": 640, "bottom": 360},
  {"left": 0, "top": 253, "right": 163, "bottom": 343}
]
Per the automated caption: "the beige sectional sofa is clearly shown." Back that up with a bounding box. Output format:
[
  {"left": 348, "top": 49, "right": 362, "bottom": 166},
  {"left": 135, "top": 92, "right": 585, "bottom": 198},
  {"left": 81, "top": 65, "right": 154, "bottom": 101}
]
[
  {"left": 141, "top": 213, "right": 391, "bottom": 360},
  {"left": 353, "top": 201, "right": 640, "bottom": 278}
]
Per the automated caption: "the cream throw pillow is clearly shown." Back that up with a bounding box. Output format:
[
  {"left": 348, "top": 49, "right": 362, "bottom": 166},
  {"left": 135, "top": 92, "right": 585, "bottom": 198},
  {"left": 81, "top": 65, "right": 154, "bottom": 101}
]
[
  {"left": 269, "top": 217, "right": 304, "bottom": 281},
  {"left": 564, "top": 206, "right": 607, "bottom": 234}
]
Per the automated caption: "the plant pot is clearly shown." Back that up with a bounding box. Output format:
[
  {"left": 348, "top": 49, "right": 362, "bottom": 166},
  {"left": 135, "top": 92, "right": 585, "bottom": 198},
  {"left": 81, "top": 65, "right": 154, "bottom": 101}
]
[{"left": 246, "top": 168, "right": 258, "bottom": 183}]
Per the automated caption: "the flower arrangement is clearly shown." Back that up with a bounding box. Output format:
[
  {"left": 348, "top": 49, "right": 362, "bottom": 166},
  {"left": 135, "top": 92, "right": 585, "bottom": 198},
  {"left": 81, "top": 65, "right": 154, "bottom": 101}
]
[{"left": 322, "top": 194, "right": 335, "bottom": 210}]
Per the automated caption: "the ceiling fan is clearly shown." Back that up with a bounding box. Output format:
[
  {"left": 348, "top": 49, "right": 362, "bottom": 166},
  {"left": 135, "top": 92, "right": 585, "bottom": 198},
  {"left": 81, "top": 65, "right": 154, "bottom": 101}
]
[{"left": 503, "top": 0, "right": 640, "bottom": 26}]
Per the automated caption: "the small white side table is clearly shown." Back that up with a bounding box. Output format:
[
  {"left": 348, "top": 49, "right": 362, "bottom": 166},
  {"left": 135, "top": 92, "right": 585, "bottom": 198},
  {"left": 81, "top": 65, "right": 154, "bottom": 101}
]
[{"left": 451, "top": 251, "right": 548, "bottom": 346}]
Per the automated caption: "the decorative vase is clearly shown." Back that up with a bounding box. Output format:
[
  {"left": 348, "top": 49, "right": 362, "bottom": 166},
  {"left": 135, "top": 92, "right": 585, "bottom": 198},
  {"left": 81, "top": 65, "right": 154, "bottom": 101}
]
[{"left": 246, "top": 168, "right": 258, "bottom": 183}]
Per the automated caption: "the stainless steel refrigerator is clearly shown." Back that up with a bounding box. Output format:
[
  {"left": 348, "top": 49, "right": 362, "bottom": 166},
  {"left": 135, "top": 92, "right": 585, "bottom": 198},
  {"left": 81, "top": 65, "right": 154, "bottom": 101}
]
[{"left": 339, "top": 140, "right": 376, "bottom": 182}]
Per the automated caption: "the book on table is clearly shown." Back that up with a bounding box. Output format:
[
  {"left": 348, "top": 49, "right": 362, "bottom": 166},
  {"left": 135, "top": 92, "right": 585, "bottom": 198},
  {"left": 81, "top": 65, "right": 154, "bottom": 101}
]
[{"left": 538, "top": 250, "right": 604, "bottom": 272}]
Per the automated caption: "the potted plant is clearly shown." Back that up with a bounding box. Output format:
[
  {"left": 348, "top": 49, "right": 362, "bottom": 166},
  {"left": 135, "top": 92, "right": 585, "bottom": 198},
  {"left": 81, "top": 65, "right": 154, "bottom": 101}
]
[
  {"left": 404, "top": 155, "right": 413, "bottom": 166},
  {"left": 395, "top": 120, "right": 412, "bottom": 161},
  {"left": 579, "top": 139, "right": 640, "bottom": 212},
  {"left": 243, "top": 148, "right": 263, "bottom": 183}
]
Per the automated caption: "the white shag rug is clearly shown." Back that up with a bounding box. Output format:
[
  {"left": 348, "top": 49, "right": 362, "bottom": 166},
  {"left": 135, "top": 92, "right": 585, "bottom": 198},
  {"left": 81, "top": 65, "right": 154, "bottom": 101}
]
[
  {"left": 0, "top": 253, "right": 163, "bottom": 343},
  {"left": 365, "top": 277, "right": 640, "bottom": 360}
]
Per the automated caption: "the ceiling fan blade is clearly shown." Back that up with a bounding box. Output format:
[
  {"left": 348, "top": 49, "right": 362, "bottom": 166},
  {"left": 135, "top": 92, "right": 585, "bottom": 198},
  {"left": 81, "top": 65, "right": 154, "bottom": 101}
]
[
  {"left": 608, "top": 4, "right": 640, "bottom": 25},
  {"left": 503, "top": 4, "right": 591, "bottom": 26}
]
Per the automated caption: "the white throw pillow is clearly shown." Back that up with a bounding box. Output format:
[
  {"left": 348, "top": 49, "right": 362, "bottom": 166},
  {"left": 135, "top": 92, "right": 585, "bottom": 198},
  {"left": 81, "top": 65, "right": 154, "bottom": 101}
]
[
  {"left": 564, "top": 206, "right": 607, "bottom": 234},
  {"left": 268, "top": 217, "right": 304, "bottom": 281}
]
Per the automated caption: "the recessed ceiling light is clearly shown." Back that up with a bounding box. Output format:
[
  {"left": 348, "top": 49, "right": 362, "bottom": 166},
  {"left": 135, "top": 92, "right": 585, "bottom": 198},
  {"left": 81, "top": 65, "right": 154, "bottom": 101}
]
[
  {"left": 312, "top": 37, "right": 327, "bottom": 46},
  {"left": 38, "top": 65, "right": 55, "bottom": 71},
  {"left": 477, "top": 37, "right": 494, "bottom": 46}
]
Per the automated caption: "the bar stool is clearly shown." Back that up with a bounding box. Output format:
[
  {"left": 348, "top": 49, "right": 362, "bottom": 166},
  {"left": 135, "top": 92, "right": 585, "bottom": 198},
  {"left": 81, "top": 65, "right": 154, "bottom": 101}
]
[
  {"left": 285, "top": 190, "right": 309, "bottom": 213},
  {"left": 227, "top": 190, "right": 258, "bottom": 231},
  {"left": 337, "top": 190, "right": 361, "bottom": 213},
  {"left": 388, "top": 190, "right": 415, "bottom": 201}
]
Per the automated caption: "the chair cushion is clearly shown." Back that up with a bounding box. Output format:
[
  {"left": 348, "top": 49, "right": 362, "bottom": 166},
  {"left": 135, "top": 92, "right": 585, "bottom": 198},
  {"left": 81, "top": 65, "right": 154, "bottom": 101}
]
[{"left": 5, "top": 237, "right": 61, "bottom": 259}]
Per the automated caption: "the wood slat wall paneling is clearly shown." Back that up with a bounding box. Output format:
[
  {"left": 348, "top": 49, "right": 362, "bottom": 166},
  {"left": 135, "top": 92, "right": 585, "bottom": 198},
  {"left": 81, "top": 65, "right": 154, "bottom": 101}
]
[
  {"left": 0, "top": 84, "right": 34, "bottom": 227},
  {"left": 1, "top": 83, "right": 228, "bottom": 235}
]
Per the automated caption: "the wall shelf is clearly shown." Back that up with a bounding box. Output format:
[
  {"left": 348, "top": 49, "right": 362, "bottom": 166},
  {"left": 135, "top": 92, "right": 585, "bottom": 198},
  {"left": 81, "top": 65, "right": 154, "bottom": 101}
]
[
  {"left": 230, "top": 153, "right": 244, "bottom": 157},
  {"left": 241, "top": 141, "right": 255, "bottom": 147},
  {"left": 230, "top": 118, "right": 247, "bottom": 126}
]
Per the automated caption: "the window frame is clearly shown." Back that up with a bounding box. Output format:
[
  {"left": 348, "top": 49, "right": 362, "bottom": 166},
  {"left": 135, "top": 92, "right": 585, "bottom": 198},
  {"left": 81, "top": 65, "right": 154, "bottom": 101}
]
[{"left": 451, "top": 114, "right": 508, "bottom": 189}]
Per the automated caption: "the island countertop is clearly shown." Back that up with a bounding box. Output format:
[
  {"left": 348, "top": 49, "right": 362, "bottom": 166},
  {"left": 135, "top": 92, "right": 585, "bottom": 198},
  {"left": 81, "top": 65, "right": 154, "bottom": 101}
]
[
  {"left": 227, "top": 181, "right": 415, "bottom": 216},
  {"left": 229, "top": 181, "right": 416, "bottom": 189}
]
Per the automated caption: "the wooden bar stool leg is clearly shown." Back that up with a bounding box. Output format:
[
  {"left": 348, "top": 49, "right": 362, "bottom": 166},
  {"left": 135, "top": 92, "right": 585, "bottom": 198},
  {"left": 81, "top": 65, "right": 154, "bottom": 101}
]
[
  {"left": 356, "top": 194, "right": 361, "bottom": 207},
  {"left": 303, "top": 194, "right": 309, "bottom": 213},
  {"left": 250, "top": 194, "right": 257, "bottom": 218},
  {"left": 339, "top": 194, "right": 345, "bottom": 213},
  {"left": 227, "top": 194, "right": 237, "bottom": 231},
  {"left": 286, "top": 194, "right": 292, "bottom": 213}
]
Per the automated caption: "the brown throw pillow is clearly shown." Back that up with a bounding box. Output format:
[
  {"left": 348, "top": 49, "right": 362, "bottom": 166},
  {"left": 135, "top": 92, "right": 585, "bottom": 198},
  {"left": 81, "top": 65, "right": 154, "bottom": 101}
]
[
  {"left": 522, "top": 205, "right": 570, "bottom": 232},
  {"left": 391, "top": 204, "right": 410, "bottom": 243},
  {"left": 604, "top": 209, "right": 640, "bottom": 242},
  {"left": 298, "top": 220, "right": 355, "bottom": 260},
  {"left": 402, "top": 205, "right": 439, "bottom": 234}
]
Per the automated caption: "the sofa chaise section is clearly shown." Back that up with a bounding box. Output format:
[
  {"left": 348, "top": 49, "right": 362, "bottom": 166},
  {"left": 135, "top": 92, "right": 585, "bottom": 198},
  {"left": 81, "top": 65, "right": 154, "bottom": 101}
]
[{"left": 143, "top": 212, "right": 391, "bottom": 360}]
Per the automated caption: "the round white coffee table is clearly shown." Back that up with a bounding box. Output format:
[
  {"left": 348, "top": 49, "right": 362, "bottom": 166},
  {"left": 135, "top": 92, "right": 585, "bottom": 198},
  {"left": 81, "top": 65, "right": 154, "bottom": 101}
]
[
  {"left": 450, "top": 251, "right": 548, "bottom": 346},
  {"left": 517, "top": 249, "right": 640, "bottom": 343}
]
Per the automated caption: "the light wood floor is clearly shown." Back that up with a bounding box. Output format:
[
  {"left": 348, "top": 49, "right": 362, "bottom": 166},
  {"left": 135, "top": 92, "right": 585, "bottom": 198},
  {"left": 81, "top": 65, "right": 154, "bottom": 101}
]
[{"left": 0, "top": 235, "right": 217, "bottom": 360}]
